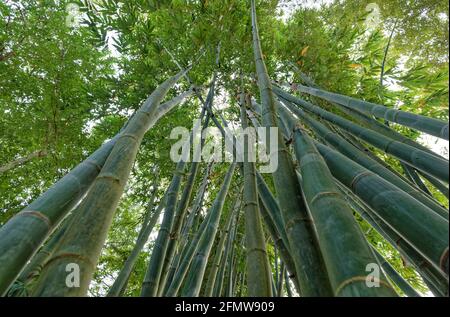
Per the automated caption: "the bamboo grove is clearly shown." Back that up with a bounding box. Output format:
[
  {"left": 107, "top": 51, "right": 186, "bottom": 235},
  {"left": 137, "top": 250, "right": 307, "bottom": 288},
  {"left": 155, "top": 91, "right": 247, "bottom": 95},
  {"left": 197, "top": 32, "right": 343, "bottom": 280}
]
[{"left": 0, "top": 0, "right": 448, "bottom": 297}]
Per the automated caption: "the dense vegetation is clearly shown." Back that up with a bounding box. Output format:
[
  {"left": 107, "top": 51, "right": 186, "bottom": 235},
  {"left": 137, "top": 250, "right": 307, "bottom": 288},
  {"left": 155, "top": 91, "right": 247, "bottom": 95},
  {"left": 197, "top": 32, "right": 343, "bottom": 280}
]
[{"left": 0, "top": 0, "right": 448, "bottom": 297}]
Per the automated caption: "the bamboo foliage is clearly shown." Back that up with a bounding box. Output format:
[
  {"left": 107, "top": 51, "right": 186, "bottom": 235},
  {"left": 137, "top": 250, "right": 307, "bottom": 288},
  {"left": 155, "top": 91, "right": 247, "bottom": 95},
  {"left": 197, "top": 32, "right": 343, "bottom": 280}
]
[
  {"left": 31, "top": 70, "right": 189, "bottom": 296},
  {"left": 250, "top": 0, "right": 332, "bottom": 296},
  {"left": 316, "top": 143, "right": 449, "bottom": 276},
  {"left": 278, "top": 104, "right": 396, "bottom": 296},
  {"left": 274, "top": 86, "right": 449, "bottom": 183}
]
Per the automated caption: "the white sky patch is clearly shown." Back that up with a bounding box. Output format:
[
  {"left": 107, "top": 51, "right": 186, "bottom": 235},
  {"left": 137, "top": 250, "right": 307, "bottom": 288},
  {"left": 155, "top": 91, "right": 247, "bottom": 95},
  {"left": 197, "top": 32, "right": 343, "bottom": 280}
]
[{"left": 418, "top": 134, "right": 449, "bottom": 159}]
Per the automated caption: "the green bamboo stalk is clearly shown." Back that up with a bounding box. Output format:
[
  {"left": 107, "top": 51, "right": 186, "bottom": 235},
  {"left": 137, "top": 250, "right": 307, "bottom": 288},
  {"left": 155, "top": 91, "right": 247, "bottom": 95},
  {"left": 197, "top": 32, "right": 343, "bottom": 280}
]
[
  {"left": 279, "top": 106, "right": 396, "bottom": 296},
  {"left": 403, "top": 166, "right": 433, "bottom": 196},
  {"left": 293, "top": 84, "right": 449, "bottom": 140},
  {"left": 342, "top": 188, "right": 448, "bottom": 296},
  {"left": 180, "top": 162, "right": 236, "bottom": 297},
  {"left": 7, "top": 213, "right": 74, "bottom": 297},
  {"left": 164, "top": 204, "right": 213, "bottom": 297},
  {"left": 0, "top": 87, "right": 191, "bottom": 296},
  {"left": 248, "top": 102, "right": 300, "bottom": 293},
  {"left": 161, "top": 163, "right": 215, "bottom": 295},
  {"left": 285, "top": 268, "right": 293, "bottom": 297},
  {"left": 140, "top": 163, "right": 189, "bottom": 296},
  {"left": 275, "top": 87, "right": 449, "bottom": 183},
  {"left": 31, "top": 70, "right": 189, "bottom": 296},
  {"left": 157, "top": 126, "right": 211, "bottom": 295},
  {"left": 204, "top": 191, "right": 239, "bottom": 296},
  {"left": 107, "top": 180, "right": 163, "bottom": 297},
  {"left": 283, "top": 103, "right": 448, "bottom": 220},
  {"left": 157, "top": 82, "right": 215, "bottom": 294},
  {"left": 258, "top": 199, "right": 300, "bottom": 295},
  {"left": 418, "top": 171, "right": 449, "bottom": 199},
  {"left": 316, "top": 143, "right": 449, "bottom": 276},
  {"left": 250, "top": 0, "right": 332, "bottom": 296},
  {"left": 226, "top": 240, "right": 237, "bottom": 297},
  {"left": 213, "top": 199, "right": 240, "bottom": 297},
  {"left": 0, "top": 138, "right": 116, "bottom": 296},
  {"left": 241, "top": 93, "right": 272, "bottom": 297},
  {"left": 287, "top": 69, "right": 447, "bottom": 161},
  {"left": 276, "top": 263, "right": 285, "bottom": 297},
  {"left": 372, "top": 247, "right": 421, "bottom": 297}
]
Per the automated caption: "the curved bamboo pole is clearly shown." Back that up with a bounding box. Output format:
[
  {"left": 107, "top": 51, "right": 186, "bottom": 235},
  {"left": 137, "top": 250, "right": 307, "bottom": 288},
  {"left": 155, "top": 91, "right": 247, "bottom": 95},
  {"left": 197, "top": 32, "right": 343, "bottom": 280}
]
[
  {"left": 316, "top": 143, "right": 449, "bottom": 276},
  {"left": 0, "top": 87, "right": 193, "bottom": 296},
  {"left": 279, "top": 106, "right": 396, "bottom": 296},
  {"left": 31, "top": 70, "right": 189, "bottom": 296},
  {"left": 240, "top": 93, "right": 272, "bottom": 296},
  {"left": 204, "top": 189, "right": 240, "bottom": 296},
  {"left": 293, "top": 84, "right": 449, "bottom": 140},
  {"left": 180, "top": 162, "right": 237, "bottom": 297},
  {"left": 7, "top": 213, "right": 73, "bottom": 297},
  {"left": 281, "top": 101, "right": 449, "bottom": 220},
  {"left": 275, "top": 86, "right": 449, "bottom": 183},
  {"left": 372, "top": 247, "right": 421, "bottom": 297},
  {"left": 250, "top": 0, "right": 332, "bottom": 296}
]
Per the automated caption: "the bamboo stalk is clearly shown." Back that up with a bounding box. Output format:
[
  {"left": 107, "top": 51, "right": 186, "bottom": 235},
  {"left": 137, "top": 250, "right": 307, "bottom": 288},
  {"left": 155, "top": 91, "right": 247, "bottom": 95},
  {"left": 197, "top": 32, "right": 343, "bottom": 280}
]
[
  {"left": 157, "top": 84, "right": 214, "bottom": 295},
  {"left": 316, "top": 143, "right": 449, "bottom": 276},
  {"left": 31, "top": 70, "right": 189, "bottom": 296},
  {"left": 240, "top": 92, "right": 272, "bottom": 297},
  {"left": 293, "top": 84, "right": 449, "bottom": 140},
  {"left": 274, "top": 86, "right": 449, "bottom": 183},
  {"left": 213, "top": 198, "right": 240, "bottom": 297},
  {"left": 258, "top": 199, "right": 300, "bottom": 295},
  {"left": 342, "top": 187, "right": 448, "bottom": 296},
  {"left": 279, "top": 105, "right": 396, "bottom": 296},
  {"left": 0, "top": 138, "right": 116, "bottom": 296},
  {"left": 372, "top": 247, "right": 421, "bottom": 297},
  {"left": 7, "top": 213, "right": 73, "bottom": 297},
  {"left": 180, "top": 163, "right": 237, "bottom": 297},
  {"left": 204, "top": 190, "right": 240, "bottom": 296},
  {"left": 250, "top": 0, "right": 332, "bottom": 296},
  {"left": 288, "top": 68, "right": 447, "bottom": 161},
  {"left": 283, "top": 102, "right": 448, "bottom": 220},
  {"left": 161, "top": 163, "right": 215, "bottom": 295},
  {"left": 164, "top": 204, "right": 213, "bottom": 297},
  {"left": 0, "top": 87, "right": 192, "bottom": 296}
]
